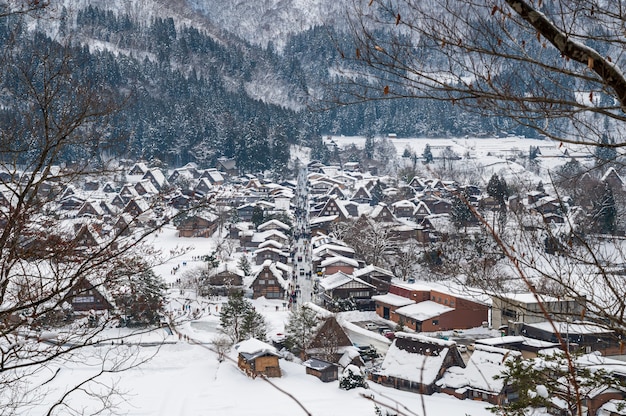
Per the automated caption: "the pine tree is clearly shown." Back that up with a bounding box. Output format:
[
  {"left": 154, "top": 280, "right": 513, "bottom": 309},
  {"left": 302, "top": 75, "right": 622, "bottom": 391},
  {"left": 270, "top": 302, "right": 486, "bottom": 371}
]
[
  {"left": 492, "top": 351, "right": 625, "bottom": 416},
  {"left": 109, "top": 266, "right": 168, "bottom": 327},
  {"left": 422, "top": 143, "right": 433, "bottom": 164},
  {"left": 451, "top": 191, "right": 474, "bottom": 231},
  {"left": 285, "top": 306, "right": 319, "bottom": 357},
  {"left": 237, "top": 255, "right": 252, "bottom": 276},
  {"left": 487, "top": 173, "right": 509, "bottom": 207},
  {"left": 219, "top": 292, "right": 267, "bottom": 343},
  {"left": 594, "top": 183, "right": 617, "bottom": 234},
  {"left": 595, "top": 134, "right": 617, "bottom": 164}
]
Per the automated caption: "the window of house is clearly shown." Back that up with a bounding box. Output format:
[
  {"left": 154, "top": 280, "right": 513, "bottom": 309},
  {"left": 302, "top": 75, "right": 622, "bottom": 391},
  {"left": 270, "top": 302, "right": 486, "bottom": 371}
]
[
  {"left": 432, "top": 320, "right": 439, "bottom": 325},
  {"left": 350, "top": 291, "right": 369, "bottom": 298},
  {"left": 267, "top": 280, "right": 275, "bottom": 285},
  {"left": 450, "top": 301, "right": 455, "bottom": 307},
  {"left": 502, "top": 308, "right": 517, "bottom": 319},
  {"left": 444, "top": 299, "right": 448, "bottom": 305},
  {"left": 74, "top": 296, "right": 95, "bottom": 303},
  {"left": 258, "top": 280, "right": 265, "bottom": 285}
]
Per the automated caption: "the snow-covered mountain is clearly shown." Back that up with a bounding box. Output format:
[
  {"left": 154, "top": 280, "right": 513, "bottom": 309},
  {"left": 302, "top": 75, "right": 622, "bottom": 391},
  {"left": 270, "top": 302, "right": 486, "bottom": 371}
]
[{"left": 186, "top": 0, "right": 347, "bottom": 49}]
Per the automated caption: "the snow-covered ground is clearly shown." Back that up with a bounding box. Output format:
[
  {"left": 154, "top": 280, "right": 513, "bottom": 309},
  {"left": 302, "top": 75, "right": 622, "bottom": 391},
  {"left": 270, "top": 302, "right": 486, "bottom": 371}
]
[{"left": 24, "top": 226, "right": 497, "bottom": 415}]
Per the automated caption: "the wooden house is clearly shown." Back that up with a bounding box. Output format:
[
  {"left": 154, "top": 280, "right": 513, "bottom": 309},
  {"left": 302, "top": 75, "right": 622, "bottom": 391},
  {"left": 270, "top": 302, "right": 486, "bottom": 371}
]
[
  {"left": 257, "top": 219, "right": 291, "bottom": 233},
  {"left": 194, "top": 178, "right": 214, "bottom": 196},
  {"left": 317, "top": 197, "right": 350, "bottom": 221},
  {"left": 353, "top": 264, "right": 394, "bottom": 295},
  {"left": 66, "top": 278, "right": 114, "bottom": 313},
  {"left": 128, "top": 162, "right": 149, "bottom": 176},
  {"left": 306, "top": 316, "right": 358, "bottom": 365},
  {"left": 370, "top": 333, "right": 465, "bottom": 395},
  {"left": 203, "top": 264, "right": 245, "bottom": 296},
  {"left": 249, "top": 260, "right": 290, "bottom": 300},
  {"left": 237, "top": 338, "right": 281, "bottom": 378},
  {"left": 216, "top": 157, "right": 237, "bottom": 177},
  {"left": 253, "top": 247, "right": 289, "bottom": 265},
  {"left": 369, "top": 203, "right": 397, "bottom": 223},
  {"left": 77, "top": 201, "right": 105, "bottom": 218},
  {"left": 304, "top": 358, "right": 339, "bottom": 382},
  {"left": 413, "top": 200, "right": 432, "bottom": 221},
  {"left": 134, "top": 179, "right": 159, "bottom": 196},
  {"left": 123, "top": 198, "right": 150, "bottom": 217},
  {"left": 391, "top": 200, "right": 416, "bottom": 218},
  {"left": 176, "top": 214, "right": 218, "bottom": 238},
  {"left": 320, "top": 255, "right": 359, "bottom": 276},
  {"left": 141, "top": 168, "right": 168, "bottom": 191},
  {"left": 436, "top": 344, "right": 521, "bottom": 404},
  {"left": 318, "top": 271, "right": 376, "bottom": 311}
]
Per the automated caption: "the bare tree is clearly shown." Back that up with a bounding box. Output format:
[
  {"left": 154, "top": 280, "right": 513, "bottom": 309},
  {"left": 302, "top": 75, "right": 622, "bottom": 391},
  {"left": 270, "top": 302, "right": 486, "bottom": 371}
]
[
  {"left": 0, "top": 13, "right": 200, "bottom": 414},
  {"left": 339, "top": 0, "right": 626, "bottom": 149},
  {"left": 337, "top": 2, "right": 626, "bottom": 414}
]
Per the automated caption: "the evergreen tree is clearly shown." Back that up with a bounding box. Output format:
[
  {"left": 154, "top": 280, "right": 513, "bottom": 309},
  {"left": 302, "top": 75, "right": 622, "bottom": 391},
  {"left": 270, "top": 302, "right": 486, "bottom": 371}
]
[
  {"left": 237, "top": 255, "right": 252, "bottom": 277},
  {"left": 219, "top": 292, "right": 267, "bottom": 343},
  {"left": 285, "top": 306, "right": 319, "bottom": 357},
  {"left": 370, "top": 180, "right": 384, "bottom": 206},
  {"left": 422, "top": 143, "right": 434, "bottom": 164},
  {"left": 595, "top": 134, "right": 618, "bottom": 164},
  {"left": 364, "top": 135, "right": 375, "bottom": 159},
  {"left": 493, "top": 351, "right": 625, "bottom": 416},
  {"left": 251, "top": 206, "right": 265, "bottom": 228},
  {"left": 451, "top": 190, "right": 474, "bottom": 231},
  {"left": 594, "top": 182, "right": 617, "bottom": 234},
  {"left": 109, "top": 266, "right": 168, "bottom": 327},
  {"left": 487, "top": 173, "right": 509, "bottom": 208}
]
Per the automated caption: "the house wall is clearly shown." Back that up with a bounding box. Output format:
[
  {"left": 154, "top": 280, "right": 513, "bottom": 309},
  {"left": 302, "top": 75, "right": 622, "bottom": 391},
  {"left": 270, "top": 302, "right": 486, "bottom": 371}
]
[
  {"left": 238, "top": 355, "right": 281, "bottom": 378},
  {"left": 492, "top": 297, "right": 584, "bottom": 329},
  {"left": 587, "top": 392, "right": 626, "bottom": 416},
  {"left": 324, "top": 265, "right": 355, "bottom": 275}
]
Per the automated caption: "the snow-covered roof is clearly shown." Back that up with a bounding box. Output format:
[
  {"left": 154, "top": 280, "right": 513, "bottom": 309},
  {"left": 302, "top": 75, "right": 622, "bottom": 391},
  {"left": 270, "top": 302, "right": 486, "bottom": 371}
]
[
  {"left": 319, "top": 272, "right": 375, "bottom": 291},
  {"left": 257, "top": 218, "right": 291, "bottom": 231},
  {"left": 377, "top": 333, "right": 455, "bottom": 385},
  {"left": 309, "top": 215, "right": 338, "bottom": 225},
  {"left": 394, "top": 301, "right": 454, "bottom": 322},
  {"left": 371, "top": 293, "right": 415, "bottom": 307},
  {"left": 251, "top": 229, "right": 289, "bottom": 243},
  {"left": 353, "top": 264, "right": 394, "bottom": 278},
  {"left": 437, "top": 344, "right": 521, "bottom": 394},
  {"left": 320, "top": 255, "right": 359, "bottom": 268},
  {"left": 236, "top": 338, "right": 279, "bottom": 359},
  {"left": 524, "top": 320, "right": 614, "bottom": 335}
]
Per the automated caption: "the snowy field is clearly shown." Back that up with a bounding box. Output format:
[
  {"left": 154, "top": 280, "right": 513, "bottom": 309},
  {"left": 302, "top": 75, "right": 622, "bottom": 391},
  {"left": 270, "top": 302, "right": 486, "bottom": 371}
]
[{"left": 26, "top": 227, "right": 496, "bottom": 415}]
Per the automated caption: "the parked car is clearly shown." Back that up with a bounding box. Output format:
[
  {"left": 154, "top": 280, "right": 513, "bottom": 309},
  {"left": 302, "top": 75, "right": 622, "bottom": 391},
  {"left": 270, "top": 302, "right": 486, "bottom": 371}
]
[
  {"left": 382, "top": 329, "right": 395, "bottom": 340},
  {"left": 365, "top": 323, "right": 378, "bottom": 330},
  {"left": 457, "top": 344, "right": 467, "bottom": 353},
  {"left": 357, "top": 345, "right": 379, "bottom": 361}
]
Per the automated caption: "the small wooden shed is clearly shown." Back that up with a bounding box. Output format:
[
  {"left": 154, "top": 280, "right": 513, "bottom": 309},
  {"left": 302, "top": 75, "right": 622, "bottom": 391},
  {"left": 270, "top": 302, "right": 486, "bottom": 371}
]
[
  {"left": 303, "top": 358, "right": 338, "bottom": 382},
  {"left": 237, "top": 338, "right": 281, "bottom": 378}
]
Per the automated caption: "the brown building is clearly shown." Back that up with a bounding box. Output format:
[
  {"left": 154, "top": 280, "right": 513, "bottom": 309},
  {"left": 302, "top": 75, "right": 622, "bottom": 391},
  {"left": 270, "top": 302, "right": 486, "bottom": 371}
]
[
  {"left": 66, "top": 278, "right": 114, "bottom": 313},
  {"left": 372, "top": 282, "right": 489, "bottom": 331},
  {"left": 176, "top": 214, "right": 218, "bottom": 238},
  {"left": 237, "top": 338, "right": 281, "bottom": 378},
  {"left": 303, "top": 358, "right": 339, "bottom": 382},
  {"left": 249, "top": 260, "right": 290, "bottom": 300},
  {"left": 370, "top": 333, "right": 465, "bottom": 395}
]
